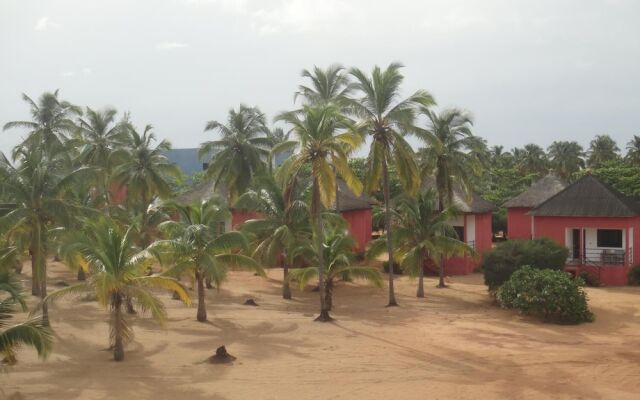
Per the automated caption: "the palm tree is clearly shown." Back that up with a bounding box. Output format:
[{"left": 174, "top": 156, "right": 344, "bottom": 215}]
[
  {"left": 0, "top": 268, "right": 52, "bottom": 365},
  {"left": 547, "top": 141, "right": 585, "bottom": 181},
  {"left": 200, "top": 105, "right": 272, "bottom": 201},
  {"left": 288, "top": 229, "right": 382, "bottom": 311},
  {"left": 415, "top": 108, "right": 486, "bottom": 287},
  {"left": 368, "top": 190, "right": 474, "bottom": 297},
  {"left": 3, "top": 90, "right": 80, "bottom": 155},
  {"left": 152, "top": 200, "right": 262, "bottom": 322},
  {"left": 348, "top": 63, "right": 434, "bottom": 306},
  {"left": 0, "top": 148, "right": 90, "bottom": 318},
  {"left": 43, "top": 218, "right": 191, "bottom": 361},
  {"left": 275, "top": 104, "right": 363, "bottom": 321},
  {"left": 518, "top": 144, "right": 548, "bottom": 175},
  {"left": 294, "top": 64, "right": 353, "bottom": 107},
  {"left": 587, "top": 134, "right": 620, "bottom": 168},
  {"left": 626, "top": 135, "right": 640, "bottom": 166},
  {"left": 237, "top": 174, "right": 311, "bottom": 299}
]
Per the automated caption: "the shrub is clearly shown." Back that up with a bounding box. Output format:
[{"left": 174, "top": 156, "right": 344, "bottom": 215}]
[
  {"left": 628, "top": 265, "right": 640, "bottom": 285},
  {"left": 483, "top": 238, "right": 568, "bottom": 291},
  {"left": 579, "top": 271, "right": 600, "bottom": 287},
  {"left": 382, "top": 261, "right": 403, "bottom": 275},
  {"left": 497, "top": 266, "right": 594, "bottom": 324}
]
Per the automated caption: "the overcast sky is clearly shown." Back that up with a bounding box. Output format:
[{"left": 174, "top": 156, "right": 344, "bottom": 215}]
[{"left": 1, "top": 0, "right": 639, "bottom": 155}]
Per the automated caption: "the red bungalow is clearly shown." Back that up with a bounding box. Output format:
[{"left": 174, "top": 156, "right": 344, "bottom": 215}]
[
  {"left": 423, "top": 178, "right": 495, "bottom": 275},
  {"left": 527, "top": 174, "right": 640, "bottom": 286},
  {"left": 504, "top": 175, "right": 567, "bottom": 239}
]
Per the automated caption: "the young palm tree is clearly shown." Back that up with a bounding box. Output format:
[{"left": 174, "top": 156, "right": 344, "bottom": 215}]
[
  {"left": 275, "top": 104, "right": 363, "bottom": 321},
  {"left": 200, "top": 105, "right": 272, "bottom": 201},
  {"left": 2, "top": 90, "right": 81, "bottom": 155},
  {"left": 288, "top": 229, "right": 382, "bottom": 311},
  {"left": 0, "top": 268, "right": 52, "bottom": 365},
  {"left": 587, "top": 134, "right": 620, "bottom": 168},
  {"left": 43, "top": 218, "right": 191, "bottom": 361},
  {"left": 152, "top": 200, "right": 262, "bottom": 322},
  {"left": 626, "top": 135, "right": 640, "bottom": 166},
  {"left": 294, "top": 64, "right": 353, "bottom": 107},
  {"left": 237, "top": 173, "right": 311, "bottom": 299},
  {"left": 348, "top": 63, "right": 434, "bottom": 306},
  {"left": 368, "top": 190, "right": 475, "bottom": 298},
  {"left": 518, "top": 144, "right": 548, "bottom": 176},
  {"left": 547, "top": 141, "right": 585, "bottom": 181},
  {"left": 415, "top": 108, "right": 486, "bottom": 288}
]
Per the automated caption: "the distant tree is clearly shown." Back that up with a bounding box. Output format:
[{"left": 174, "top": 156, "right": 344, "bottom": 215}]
[
  {"left": 294, "top": 64, "right": 353, "bottom": 107},
  {"left": 625, "top": 135, "right": 640, "bottom": 166},
  {"left": 547, "top": 141, "right": 585, "bottom": 181},
  {"left": 577, "top": 159, "right": 640, "bottom": 197},
  {"left": 518, "top": 144, "right": 548, "bottom": 175},
  {"left": 587, "top": 134, "right": 620, "bottom": 168}
]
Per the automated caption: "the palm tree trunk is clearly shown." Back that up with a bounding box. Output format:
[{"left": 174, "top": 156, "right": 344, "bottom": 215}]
[
  {"left": 196, "top": 270, "right": 207, "bottom": 322},
  {"left": 30, "top": 248, "right": 39, "bottom": 296},
  {"left": 34, "top": 222, "right": 48, "bottom": 324},
  {"left": 112, "top": 293, "right": 125, "bottom": 361},
  {"left": 437, "top": 196, "right": 447, "bottom": 288},
  {"left": 326, "top": 279, "right": 333, "bottom": 311},
  {"left": 126, "top": 297, "right": 136, "bottom": 314},
  {"left": 417, "top": 250, "right": 426, "bottom": 298},
  {"left": 282, "top": 256, "right": 292, "bottom": 300},
  {"left": 382, "top": 161, "right": 398, "bottom": 306},
  {"left": 77, "top": 268, "right": 86, "bottom": 281},
  {"left": 312, "top": 178, "right": 331, "bottom": 321}
]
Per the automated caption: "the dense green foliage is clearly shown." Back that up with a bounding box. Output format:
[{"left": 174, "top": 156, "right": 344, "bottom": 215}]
[
  {"left": 497, "top": 266, "right": 594, "bottom": 324},
  {"left": 628, "top": 265, "right": 640, "bottom": 285},
  {"left": 482, "top": 238, "right": 569, "bottom": 291}
]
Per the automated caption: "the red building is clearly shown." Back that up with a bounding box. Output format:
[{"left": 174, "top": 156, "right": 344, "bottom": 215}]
[
  {"left": 504, "top": 175, "right": 566, "bottom": 239},
  {"left": 334, "top": 180, "right": 375, "bottom": 254},
  {"left": 525, "top": 174, "right": 640, "bottom": 286},
  {"left": 423, "top": 178, "right": 495, "bottom": 275}
]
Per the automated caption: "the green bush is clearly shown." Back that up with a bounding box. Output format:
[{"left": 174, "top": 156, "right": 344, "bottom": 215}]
[
  {"left": 382, "top": 261, "right": 403, "bottom": 275},
  {"left": 628, "top": 265, "right": 640, "bottom": 285},
  {"left": 497, "top": 266, "right": 594, "bottom": 324},
  {"left": 579, "top": 271, "right": 600, "bottom": 287},
  {"left": 483, "top": 238, "right": 568, "bottom": 291}
]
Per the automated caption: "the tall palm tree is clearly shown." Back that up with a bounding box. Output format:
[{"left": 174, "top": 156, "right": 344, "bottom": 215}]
[
  {"left": 288, "top": 229, "right": 382, "bottom": 311},
  {"left": 152, "top": 200, "right": 262, "bottom": 322},
  {"left": 518, "top": 144, "right": 548, "bottom": 175},
  {"left": 626, "top": 135, "right": 640, "bottom": 166},
  {"left": 237, "top": 173, "right": 311, "bottom": 299},
  {"left": 0, "top": 267, "right": 52, "bottom": 364},
  {"left": 0, "top": 148, "right": 90, "bottom": 319},
  {"left": 415, "top": 108, "right": 485, "bottom": 287},
  {"left": 547, "top": 141, "right": 585, "bottom": 181},
  {"left": 348, "top": 63, "right": 434, "bottom": 306},
  {"left": 200, "top": 105, "right": 272, "bottom": 201},
  {"left": 368, "top": 190, "right": 474, "bottom": 297},
  {"left": 3, "top": 90, "right": 80, "bottom": 155},
  {"left": 43, "top": 218, "right": 191, "bottom": 361},
  {"left": 275, "top": 104, "right": 363, "bottom": 321},
  {"left": 587, "top": 134, "right": 620, "bottom": 168},
  {"left": 294, "top": 64, "right": 353, "bottom": 107}
]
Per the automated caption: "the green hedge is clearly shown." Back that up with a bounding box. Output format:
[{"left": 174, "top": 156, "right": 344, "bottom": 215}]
[
  {"left": 497, "top": 266, "right": 594, "bottom": 324},
  {"left": 628, "top": 265, "right": 640, "bottom": 285},
  {"left": 483, "top": 238, "right": 568, "bottom": 291}
]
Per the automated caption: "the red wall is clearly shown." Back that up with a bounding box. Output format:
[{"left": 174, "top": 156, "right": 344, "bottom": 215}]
[
  {"left": 507, "top": 207, "right": 532, "bottom": 240},
  {"left": 533, "top": 215, "right": 640, "bottom": 286},
  {"left": 231, "top": 209, "right": 264, "bottom": 229},
  {"left": 341, "top": 209, "right": 373, "bottom": 253},
  {"left": 442, "top": 211, "right": 493, "bottom": 275}
]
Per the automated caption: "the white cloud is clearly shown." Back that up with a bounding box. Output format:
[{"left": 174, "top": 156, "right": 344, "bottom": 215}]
[
  {"left": 35, "top": 16, "right": 60, "bottom": 31},
  {"left": 155, "top": 41, "right": 189, "bottom": 51}
]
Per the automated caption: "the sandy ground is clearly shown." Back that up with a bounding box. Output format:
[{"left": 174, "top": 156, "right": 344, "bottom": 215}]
[{"left": 2, "top": 261, "right": 640, "bottom": 400}]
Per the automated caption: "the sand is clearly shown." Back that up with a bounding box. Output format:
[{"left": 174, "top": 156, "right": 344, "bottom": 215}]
[{"left": 2, "top": 260, "right": 640, "bottom": 400}]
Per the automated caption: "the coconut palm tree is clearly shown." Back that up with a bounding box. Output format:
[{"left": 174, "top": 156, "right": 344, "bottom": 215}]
[
  {"left": 587, "top": 134, "right": 620, "bottom": 168},
  {"left": 275, "top": 104, "right": 363, "bottom": 321},
  {"left": 43, "top": 218, "right": 191, "bottom": 361},
  {"left": 348, "top": 63, "right": 434, "bottom": 306},
  {"left": 152, "top": 199, "right": 262, "bottom": 322},
  {"left": 518, "top": 144, "right": 548, "bottom": 175},
  {"left": 368, "top": 190, "right": 474, "bottom": 298},
  {"left": 547, "top": 141, "right": 585, "bottom": 181},
  {"left": 288, "top": 229, "right": 382, "bottom": 311},
  {"left": 237, "top": 173, "right": 311, "bottom": 299},
  {"left": 200, "top": 105, "right": 272, "bottom": 201},
  {"left": 294, "top": 64, "right": 353, "bottom": 107},
  {"left": 625, "top": 135, "right": 640, "bottom": 166},
  {"left": 3, "top": 90, "right": 80, "bottom": 156},
  {"left": 415, "top": 108, "right": 486, "bottom": 287},
  {"left": 0, "top": 268, "right": 52, "bottom": 365}
]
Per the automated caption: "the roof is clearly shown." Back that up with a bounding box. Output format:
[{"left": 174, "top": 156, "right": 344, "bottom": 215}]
[
  {"left": 530, "top": 174, "right": 640, "bottom": 217},
  {"left": 503, "top": 175, "right": 567, "bottom": 208},
  {"left": 173, "top": 180, "right": 228, "bottom": 206},
  {"left": 422, "top": 177, "right": 495, "bottom": 213},
  {"left": 333, "top": 180, "right": 376, "bottom": 212}
]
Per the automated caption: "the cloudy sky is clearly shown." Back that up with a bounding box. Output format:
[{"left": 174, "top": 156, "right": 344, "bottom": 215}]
[{"left": 1, "top": 0, "right": 639, "bottom": 154}]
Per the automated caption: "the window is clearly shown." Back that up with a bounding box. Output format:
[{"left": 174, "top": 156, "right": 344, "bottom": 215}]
[
  {"left": 597, "top": 229, "right": 622, "bottom": 248},
  {"left": 453, "top": 226, "right": 464, "bottom": 241},
  {"left": 202, "top": 162, "right": 209, "bottom": 170}
]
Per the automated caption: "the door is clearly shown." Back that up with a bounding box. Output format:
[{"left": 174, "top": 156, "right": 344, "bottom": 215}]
[{"left": 572, "top": 229, "right": 581, "bottom": 260}]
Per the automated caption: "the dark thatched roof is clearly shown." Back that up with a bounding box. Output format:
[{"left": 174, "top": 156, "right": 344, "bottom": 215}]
[
  {"left": 422, "top": 177, "right": 495, "bottom": 213},
  {"left": 173, "top": 180, "right": 227, "bottom": 206},
  {"left": 333, "top": 180, "right": 376, "bottom": 212},
  {"left": 530, "top": 174, "right": 640, "bottom": 217},
  {"left": 503, "top": 175, "right": 567, "bottom": 208}
]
